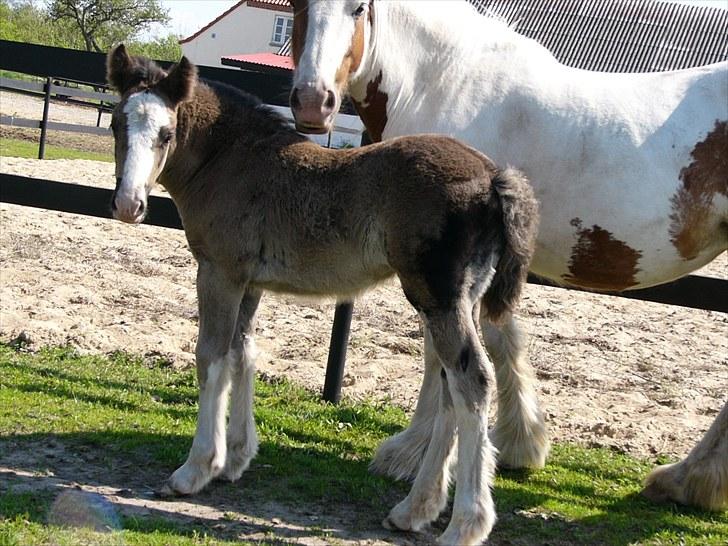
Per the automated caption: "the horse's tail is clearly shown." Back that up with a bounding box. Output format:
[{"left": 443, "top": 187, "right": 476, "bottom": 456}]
[{"left": 482, "top": 167, "right": 539, "bottom": 323}]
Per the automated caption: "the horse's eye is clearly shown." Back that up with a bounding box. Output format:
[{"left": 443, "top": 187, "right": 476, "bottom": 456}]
[
  {"left": 353, "top": 3, "right": 366, "bottom": 17},
  {"left": 160, "top": 130, "right": 173, "bottom": 145}
]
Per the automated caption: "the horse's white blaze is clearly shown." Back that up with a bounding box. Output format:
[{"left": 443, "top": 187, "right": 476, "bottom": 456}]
[
  {"left": 117, "top": 92, "right": 171, "bottom": 221},
  {"left": 293, "top": 0, "right": 364, "bottom": 90}
]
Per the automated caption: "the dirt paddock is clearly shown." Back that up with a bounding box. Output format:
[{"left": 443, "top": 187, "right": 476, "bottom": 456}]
[{"left": 1, "top": 92, "right": 726, "bottom": 544}]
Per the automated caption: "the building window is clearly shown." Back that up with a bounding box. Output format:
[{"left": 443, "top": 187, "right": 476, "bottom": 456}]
[{"left": 272, "top": 16, "right": 293, "bottom": 45}]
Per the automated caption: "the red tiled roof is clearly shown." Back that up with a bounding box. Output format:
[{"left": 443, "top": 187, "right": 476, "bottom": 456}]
[
  {"left": 221, "top": 52, "right": 294, "bottom": 73},
  {"left": 179, "top": 0, "right": 292, "bottom": 45}
]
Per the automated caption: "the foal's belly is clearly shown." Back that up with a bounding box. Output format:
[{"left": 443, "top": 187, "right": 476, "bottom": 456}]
[{"left": 252, "top": 257, "right": 395, "bottom": 299}]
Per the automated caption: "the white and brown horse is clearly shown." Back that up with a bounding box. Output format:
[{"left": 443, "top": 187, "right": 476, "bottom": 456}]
[
  {"left": 289, "top": 0, "right": 728, "bottom": 512},
  {"left": 107, "top": 45, "right": 540, "bottom": 545}
]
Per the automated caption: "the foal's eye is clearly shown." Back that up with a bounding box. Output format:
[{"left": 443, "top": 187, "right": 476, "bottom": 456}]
[
  {"left": 160, "top": 130, "right": 174, "bottom": 145},
  {"left": 353, "top": 2, "right": 366, "bottom": 17}
]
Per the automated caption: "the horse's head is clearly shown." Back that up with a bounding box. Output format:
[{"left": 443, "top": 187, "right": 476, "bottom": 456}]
[
  {"left": 106, "top": 44, "right": 197, "bottom": 224},
  {"left": 289, "top": 0, "right": 372, "bottom": 134}
]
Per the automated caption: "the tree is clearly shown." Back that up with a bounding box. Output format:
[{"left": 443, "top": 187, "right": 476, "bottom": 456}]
[
  {"left": 127, "top": 33, "right": 182, "bottom": 62},
  {"left": 48, "top": 0, "right": 169, "bottom": 53},
  {"left": 1, "top": 0, "right": 80, "bottom": 48}
]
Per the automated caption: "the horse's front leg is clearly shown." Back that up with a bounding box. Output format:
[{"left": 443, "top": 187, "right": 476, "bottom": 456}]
[
  {"left": 161, "top": 262, "right": 244, "bottom": 496},
  {"left": 222, "top": 288, "right": 263, "bottom": 482},
  {"left": 642, "top": 400, "right": 728, "bottom": 511},
  {"left": 482, "top": 310, "right": 549, "bottom": 469},
  {"left": 370, "top": 318, "right": 441, "bottom": 481}
]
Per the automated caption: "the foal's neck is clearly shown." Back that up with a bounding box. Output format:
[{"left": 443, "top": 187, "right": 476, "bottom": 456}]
[{"left": 160, "top": 82, "right": 303, "bottom": 200}]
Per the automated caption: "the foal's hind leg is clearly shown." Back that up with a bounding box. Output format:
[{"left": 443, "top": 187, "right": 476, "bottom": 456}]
[
  {"left": 642, "top": 400, "right": 728, "bottom": 511},
  {"left": 161, "top": 263, "right": 244, "bottom": 496},
  {"left": 482, "top": 310, "right": 549, "bottom": 469},
  {"left": 223, "top": 288, "right": 263, "bottom": 482},
  {"left": 431, "top": 308, "right": 497, "bottom": 545},
  {"left": 371, "top": 322, "right": 440, "bottom": 481},
  {"left": 384, "top": 304, "right": 497, "bottom": 546}
]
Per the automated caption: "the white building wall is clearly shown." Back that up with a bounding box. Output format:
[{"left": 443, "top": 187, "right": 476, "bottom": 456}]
[{"left": 181, "top": 4, "right": 291, "bottom": 69}]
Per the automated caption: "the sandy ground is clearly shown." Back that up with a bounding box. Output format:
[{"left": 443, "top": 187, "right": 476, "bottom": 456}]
[{"left": 1, "top": 91, "right": 726, "bottom": 544}]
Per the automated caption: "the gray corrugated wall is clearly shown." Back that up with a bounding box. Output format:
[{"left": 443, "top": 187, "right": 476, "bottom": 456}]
[{"left": 470, "top": 0, "right": 727, "bottom": 72}]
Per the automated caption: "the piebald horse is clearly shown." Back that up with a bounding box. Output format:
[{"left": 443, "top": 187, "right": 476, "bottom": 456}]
[
  {"left": 289, "top": 0, "right": 728, "bottom": 513},
  {"left": 107, "top": 45, "right": 540, "bottom": 545}
]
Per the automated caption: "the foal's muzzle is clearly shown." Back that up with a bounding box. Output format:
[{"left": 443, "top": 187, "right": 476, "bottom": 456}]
[{"left": 111, "top": 177, "right": 147, "bottom": 224}]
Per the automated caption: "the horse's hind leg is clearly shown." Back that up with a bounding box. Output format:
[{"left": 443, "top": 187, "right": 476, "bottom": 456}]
[
  {"left": 642, "top": 400, "right": 728, "bottom": 511},
  {"left": 481, "top": 310, "right": 549, "bottom": 469},
  {"left": 161, "top": 262, "right": 244, "bottom": 496},
  {"left": 371, "top": 321, "right": 440, "bottom": 481},
  {"left": 223, "top": 288, "right": 263, "bottom": 482}
]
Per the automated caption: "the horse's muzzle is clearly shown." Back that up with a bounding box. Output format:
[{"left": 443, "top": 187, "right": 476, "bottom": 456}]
[{"left": 290, "top": 84, "right": 337, "bottom": 134}]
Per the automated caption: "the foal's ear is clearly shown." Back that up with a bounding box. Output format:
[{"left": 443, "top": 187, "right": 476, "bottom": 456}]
[
  {"left": 106, "top": 44, "right": 133, "bottom": 93},
  {"left": 157, "top": 56, "right": 198, "bottom": 106}
]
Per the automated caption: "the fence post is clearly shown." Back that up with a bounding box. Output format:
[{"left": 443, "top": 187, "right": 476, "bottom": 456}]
[
  {"left": 321, "top": 131, "right": 371, "bottom": 404},
  {"left": 38, "top": 76, "right": 52, "bottom": 160}
]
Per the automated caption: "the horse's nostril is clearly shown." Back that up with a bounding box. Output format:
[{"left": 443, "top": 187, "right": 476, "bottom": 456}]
[
  {"left": 290, "top": 88, "right": 301, "bottom": 109},
  {"left": 136, "top": 201, "right": 146, "bottom": 217},
  {"left": 324, "top": 90, "right": 336, "bottom": 110}
]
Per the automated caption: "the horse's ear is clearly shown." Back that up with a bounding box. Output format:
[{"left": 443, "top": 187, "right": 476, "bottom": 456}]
[
  {"left": 107, "top": 44, "right": 133, "bottom": 93},
  {"left": 157, "top": 56, "right": 197, "bottom": 106}
]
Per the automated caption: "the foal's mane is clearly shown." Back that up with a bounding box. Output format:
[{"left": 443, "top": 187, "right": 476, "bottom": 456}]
[{"left": 108, "top": 54, "right": 167, "bottom": 95}]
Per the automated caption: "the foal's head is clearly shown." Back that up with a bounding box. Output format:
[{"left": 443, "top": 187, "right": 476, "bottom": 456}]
[
  {"left": 289, "top": 0, "right": 373, "bottom": 133},
  {"left": 106, "top": 45, "right": 197, "bottom": 224}
]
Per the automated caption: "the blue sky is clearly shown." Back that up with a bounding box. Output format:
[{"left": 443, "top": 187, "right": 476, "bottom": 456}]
[
  {"left": 158, "top": 1, "right": 238, "bottom": 39},
  {"left": 155, "top": 0, "right": 726, "bottom": 40}
]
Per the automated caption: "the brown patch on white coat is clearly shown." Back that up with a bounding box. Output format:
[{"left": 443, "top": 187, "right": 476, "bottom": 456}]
[
  {"left": 563, "top": 218, "right": 642, "bottom": 291},
  {"left": 351, "top": 70, "right": 388, "bottom": 142},
  {"left": 669, "top": 120, "right": 728, "bottom": 261}
]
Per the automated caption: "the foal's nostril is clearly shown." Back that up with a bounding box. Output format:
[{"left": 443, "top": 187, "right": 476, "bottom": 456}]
[
  {"left": 290, "top": 88, "right": 301, "bottom": 110},
  {"left": 324, "top": 90, "right": 336, "bottom": 111}
]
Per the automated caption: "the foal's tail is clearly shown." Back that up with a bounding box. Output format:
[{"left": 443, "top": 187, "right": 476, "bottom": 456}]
[{"left": 483, "top": 167, "right": 539, "bottom": 323}]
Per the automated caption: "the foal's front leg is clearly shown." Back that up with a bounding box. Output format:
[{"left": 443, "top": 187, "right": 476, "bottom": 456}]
[
  {"left": 223, "top": 288, "right": 263, "bottom": 482},
  {"left": 161, "top": 262, "right": 244, "bottom": 496}
]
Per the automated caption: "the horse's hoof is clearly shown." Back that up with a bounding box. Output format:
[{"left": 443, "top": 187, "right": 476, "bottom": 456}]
[
  {"left": 382, "top": 515, "right": 410, "bottom": 532},
  {"left": 155, "top": 482, "right": 186, "bottom": 498}
]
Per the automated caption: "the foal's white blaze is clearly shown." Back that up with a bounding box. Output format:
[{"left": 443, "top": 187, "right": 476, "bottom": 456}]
[{"left": 115, "top": 91, "right": 171, "bottom": 223}]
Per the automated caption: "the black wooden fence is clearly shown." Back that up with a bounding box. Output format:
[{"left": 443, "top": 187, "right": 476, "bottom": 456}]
[{"left": 1, "top": 40, "right": 726, "bottom": 404}]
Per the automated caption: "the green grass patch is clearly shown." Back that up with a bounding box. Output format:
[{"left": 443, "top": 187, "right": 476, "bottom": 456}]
[
  {"left": 0, "top": 344, "right": 725, "bottom": 545},
  {"left": 0, "top": 137, "right": 113, "bottom": 162}
]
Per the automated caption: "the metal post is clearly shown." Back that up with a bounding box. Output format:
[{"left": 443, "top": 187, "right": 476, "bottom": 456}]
[
  {"left": 38, "top": 76, "right": 52, "bottom": 159},
  {"left": 321, "top": 131, "right": 371, "bottom": 404},
  {"left": 322, "top": 302, "right": 354, "bottom": 403}
]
